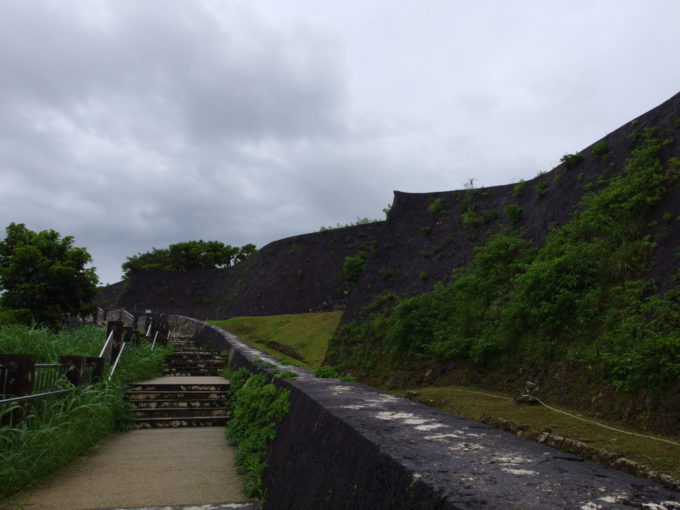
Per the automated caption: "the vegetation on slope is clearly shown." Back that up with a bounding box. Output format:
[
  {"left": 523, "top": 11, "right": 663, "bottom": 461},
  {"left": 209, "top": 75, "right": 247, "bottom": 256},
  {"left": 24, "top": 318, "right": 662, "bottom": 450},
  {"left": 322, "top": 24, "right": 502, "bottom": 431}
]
[
  {"left": 0, "top": 325, "right": 171, "bottom": 499},
  {"left": 210, "top": 312, "right": 342, "bottom": 369},
  {"left": 327, "top": 127, "right": 680, "bottom": 420}
]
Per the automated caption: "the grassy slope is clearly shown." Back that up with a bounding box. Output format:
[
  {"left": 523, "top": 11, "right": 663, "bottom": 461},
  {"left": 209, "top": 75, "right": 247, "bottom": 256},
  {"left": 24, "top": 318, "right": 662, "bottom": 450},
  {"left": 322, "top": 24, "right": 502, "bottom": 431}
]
[
  {"left": 211, "top": 312, "right": 679, "bottom": 486},
  {"left": 210, "top": 311, "right": 342, "bottom": 370}
]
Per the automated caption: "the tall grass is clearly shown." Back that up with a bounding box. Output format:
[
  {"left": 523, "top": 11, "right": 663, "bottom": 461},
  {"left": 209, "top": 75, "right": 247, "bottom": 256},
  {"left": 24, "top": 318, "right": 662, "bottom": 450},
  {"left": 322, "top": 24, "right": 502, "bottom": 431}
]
[
  {"left": 0, "top": 324, "right": 103, "bottom": 362},
  {"left": 0, "top": 324, "right": 171, "bottom": 499}
]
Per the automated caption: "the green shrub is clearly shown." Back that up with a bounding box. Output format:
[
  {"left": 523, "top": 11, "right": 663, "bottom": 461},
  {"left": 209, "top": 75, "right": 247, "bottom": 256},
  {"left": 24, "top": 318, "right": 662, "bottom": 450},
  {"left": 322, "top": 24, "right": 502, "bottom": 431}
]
[
  {"left": 428, "top": 197, "right": 446, "bottom": 217},
  {"left": 343, "top": 251, "right": 368, "bottom": 283},
  {"left": 314, "top": 365, "right": 339, "bottom": 378},
  {"left": 512, "top": 179, "right": 526, "bottom": 197},
  {"left": 591, "top": 140, "right": 610, "bottom": 158},
  {"left": 461, "top": 210, "right": 479, "bottom": 227},
  {"left": 534, "top": 180, "right": 549, "bottom": 196},
  {"left": 505, "top": 204, "right": 522, "bottom": 223},
  {"left": 226, "top": 372, "right": 290, "bottom": 499},
  {"left": 560, "top": 152, "right": 584, "bottom": 169}
]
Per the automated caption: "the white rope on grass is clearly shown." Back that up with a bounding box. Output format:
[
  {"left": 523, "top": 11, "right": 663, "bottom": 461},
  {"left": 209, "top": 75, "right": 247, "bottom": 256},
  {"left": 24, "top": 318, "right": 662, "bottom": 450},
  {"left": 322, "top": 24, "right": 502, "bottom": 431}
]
[
  {"left": 534, "top": 397, "right": 680, "bottom": 448},
  {"left": 444, "top": 387, "right": 680, "bottom": 448}
]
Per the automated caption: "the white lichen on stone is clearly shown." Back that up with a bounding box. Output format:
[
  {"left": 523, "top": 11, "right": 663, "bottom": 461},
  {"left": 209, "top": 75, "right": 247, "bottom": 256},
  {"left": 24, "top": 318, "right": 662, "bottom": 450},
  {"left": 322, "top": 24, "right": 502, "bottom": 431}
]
[
  {"left": 414, "top": 423, "right": 447, "bottom": 431},
  {"left": 501, "top": 468, "right": 538, "bottom": 476},
  {"left": 375, "top": 411, "right": 417, "bottom": 421},
  {"left": 642, "top": 502, "right": 680, "bottom": 510},
  {"left": 488, "top": 454, "right": 534, "bottom": 466},
  {"left": 424, "top": 432, "right": 465, "bottom": 442}
]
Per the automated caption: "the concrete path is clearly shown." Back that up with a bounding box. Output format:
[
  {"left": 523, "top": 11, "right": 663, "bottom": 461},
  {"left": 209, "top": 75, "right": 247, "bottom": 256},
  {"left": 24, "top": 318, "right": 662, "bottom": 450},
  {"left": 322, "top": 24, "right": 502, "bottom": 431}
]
[
  {"left": 3, "top": 375, "right": 254, "bottom": 510},
  {"left": 4, "top": 427, "right": 252, "bottom": 510}
]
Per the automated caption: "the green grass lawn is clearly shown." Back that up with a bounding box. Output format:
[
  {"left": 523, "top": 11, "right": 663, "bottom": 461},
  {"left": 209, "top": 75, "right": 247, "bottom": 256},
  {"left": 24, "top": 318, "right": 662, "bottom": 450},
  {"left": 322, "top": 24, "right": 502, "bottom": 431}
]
[{"left": 210, "top": 311, "right": 342, "bottom": 370}]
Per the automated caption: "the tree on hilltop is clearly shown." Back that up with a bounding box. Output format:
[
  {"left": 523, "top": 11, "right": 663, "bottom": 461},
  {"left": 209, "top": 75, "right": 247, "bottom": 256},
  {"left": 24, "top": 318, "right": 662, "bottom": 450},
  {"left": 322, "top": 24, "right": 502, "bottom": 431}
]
[
  {"left": 0, "top": 223, "right": 99, "bottom": 327},
  {"left": 122, "top": 240, "right": 256, "bottom": 277}
]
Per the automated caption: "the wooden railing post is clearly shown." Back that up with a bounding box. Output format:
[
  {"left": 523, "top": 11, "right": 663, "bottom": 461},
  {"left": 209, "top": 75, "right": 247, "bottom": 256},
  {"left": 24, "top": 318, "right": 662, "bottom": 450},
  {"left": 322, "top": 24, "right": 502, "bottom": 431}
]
[
  {"left": 0, "top": 354, "right": 35, "bottom": 397},
  {"left": 86, "top": 357, "right": 105, "bottom": 383},
  {"left": 107, "top": 320, "right": 124, "bottom": 363},
  {"left": 0, "top": 354, "right": 35, "bottom": 426},
  {"left": 60, "top": 356, "right": 85, "bottom": 386}
]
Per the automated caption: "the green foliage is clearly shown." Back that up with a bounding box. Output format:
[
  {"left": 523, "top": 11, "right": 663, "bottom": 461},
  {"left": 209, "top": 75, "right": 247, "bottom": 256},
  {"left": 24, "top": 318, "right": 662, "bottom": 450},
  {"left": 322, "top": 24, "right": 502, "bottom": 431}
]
[
  {"left": 226, "top": 372, "right": 290, "bottom": 499},
  {"left": 534, "top": 180, "right": 549, "bottom": 196},
  {"left": 122, "top": 240, "right": 256, "bottom": 277},
  {"left": 0, "top": 223, "right": 98, "bottom": 328},
  {"left": 505, "top": 204, "right": 523, "bottom": 223},
  {"left": 386, "top": 232, "right": 535, "bottom": 363},
  {"left": 343, "top": 250, "right": 368, "bottom": 283},
  {"left": 461, "top": 209, "right": 479, "bottom": 227},
  {"left": 480, "top": 208, "right": 498, "bottom": 225},
  {"left": 382, "top": 204, "right": 393, "bottom": 220},
  {"left": 427, "top": 198, "right": 446, "bottom": 218},
  {"left": 314, "top": 365, "right": 339, "bottom": 378},
  {"left": 591, "top": 140, "right": 610, "bottom": 158},
  {"left": 418, "top": 271, "right": 428, "bottom": 281},
  {"left": 512, "top": 179, "right": 526, "bottom": 197},
  {"left": 560, "top": 152, "right": 584, "bottom": 169},
  {"left": 319, "top": 217, "right": 380, "bottom": 232}
]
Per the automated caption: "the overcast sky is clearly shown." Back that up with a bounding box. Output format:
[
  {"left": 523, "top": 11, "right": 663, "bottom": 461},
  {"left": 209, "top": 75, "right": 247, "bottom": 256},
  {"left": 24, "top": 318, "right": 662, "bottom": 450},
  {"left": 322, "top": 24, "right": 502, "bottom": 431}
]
[{"left": 2, "top": 1, "right": 680, "bottom": 284}]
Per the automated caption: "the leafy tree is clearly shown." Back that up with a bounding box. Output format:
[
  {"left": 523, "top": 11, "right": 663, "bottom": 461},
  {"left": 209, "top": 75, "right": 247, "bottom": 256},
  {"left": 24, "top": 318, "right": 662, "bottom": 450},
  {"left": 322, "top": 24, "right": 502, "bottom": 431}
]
[
  {"left": 122, "top": 240, "right": 256, "bottom": 277},
  {"left": 0, "top": 223, "right": 99, "bottom": 327}
]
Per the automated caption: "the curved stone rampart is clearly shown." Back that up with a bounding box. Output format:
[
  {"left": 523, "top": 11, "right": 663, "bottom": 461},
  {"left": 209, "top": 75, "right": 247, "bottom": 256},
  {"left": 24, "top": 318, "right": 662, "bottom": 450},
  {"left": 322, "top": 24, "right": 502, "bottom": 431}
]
[{"left": 169, "top": 315, "right": 680, "bottom": 510}]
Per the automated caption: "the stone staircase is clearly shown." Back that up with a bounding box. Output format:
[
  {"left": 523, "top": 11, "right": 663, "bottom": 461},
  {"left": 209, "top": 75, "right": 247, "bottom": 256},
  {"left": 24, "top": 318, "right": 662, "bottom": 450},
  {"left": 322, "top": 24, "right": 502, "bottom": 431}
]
[{"left": 126, "top": 337, "right": 230, "bottom": 428}]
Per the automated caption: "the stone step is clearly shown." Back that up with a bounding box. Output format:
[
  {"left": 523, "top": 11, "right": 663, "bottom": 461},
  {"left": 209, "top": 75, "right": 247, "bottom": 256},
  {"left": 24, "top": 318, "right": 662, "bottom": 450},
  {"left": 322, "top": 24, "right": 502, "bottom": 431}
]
[
  {"left": 132, "top": 398, "right": 227, "bottom": 408},
  {"left": 133, "top": 416, "right": 229, "bottom": 428},
  {"left": 166, "top": 359, "right": 225, "bottom": 366},
  {"left": 127, "top": 391, "right": 227, "bottom": 402},
  {"left": 128, "top": 383, "right": 229, "bottom": 392},
  {"left": 168, "top": 352, "right": 221, "bottom": 359},
  {"left": 162, "top": 369, "right": 224, "bottom": 377},
  {"left": 133, "top": 407, "right": 229, "bottom": 418}
]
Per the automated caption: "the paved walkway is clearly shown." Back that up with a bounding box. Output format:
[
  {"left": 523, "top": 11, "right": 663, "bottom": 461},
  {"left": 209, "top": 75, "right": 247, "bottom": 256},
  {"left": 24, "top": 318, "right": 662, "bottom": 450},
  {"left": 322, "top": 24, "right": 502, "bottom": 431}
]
[{"left": 3, "top": 377, "right": 255, "bottom": 510}]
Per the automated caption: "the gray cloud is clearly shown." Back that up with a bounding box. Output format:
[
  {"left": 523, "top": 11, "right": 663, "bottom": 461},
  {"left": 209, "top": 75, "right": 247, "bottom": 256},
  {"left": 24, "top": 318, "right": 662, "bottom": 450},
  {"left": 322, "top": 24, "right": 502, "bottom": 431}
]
[{"left": 1, "top": 0, "right": 680, "bottom": 284}]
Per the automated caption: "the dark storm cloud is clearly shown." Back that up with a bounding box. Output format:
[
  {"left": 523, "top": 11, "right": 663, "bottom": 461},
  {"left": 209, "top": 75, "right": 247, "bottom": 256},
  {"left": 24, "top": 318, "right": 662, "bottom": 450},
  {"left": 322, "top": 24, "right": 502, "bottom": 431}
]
[
  {"left": 2, "top": 0, "right": 680, "bottom": 284},
  {"left": 0, "top": 0, "right": 358, "bottom": 283}
]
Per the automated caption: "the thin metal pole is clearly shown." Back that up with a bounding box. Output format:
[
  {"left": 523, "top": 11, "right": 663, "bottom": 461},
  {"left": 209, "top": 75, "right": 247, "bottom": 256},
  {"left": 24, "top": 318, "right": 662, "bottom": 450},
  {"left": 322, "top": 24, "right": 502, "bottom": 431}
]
[{"left": 108, "top": 342, "right": 126, "bottom": 381}]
